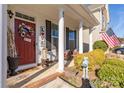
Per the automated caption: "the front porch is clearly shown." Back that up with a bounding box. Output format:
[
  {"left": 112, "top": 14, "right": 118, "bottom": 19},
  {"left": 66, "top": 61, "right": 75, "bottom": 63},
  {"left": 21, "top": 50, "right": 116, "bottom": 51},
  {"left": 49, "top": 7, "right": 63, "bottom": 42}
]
[{"left": 0, "top": 4, "right": 99, "bottom": 87}]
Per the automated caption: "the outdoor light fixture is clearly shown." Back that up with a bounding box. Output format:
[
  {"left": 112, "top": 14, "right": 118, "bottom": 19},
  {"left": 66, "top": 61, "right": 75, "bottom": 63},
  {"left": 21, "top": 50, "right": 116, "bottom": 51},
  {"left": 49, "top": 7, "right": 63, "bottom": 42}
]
[{"left": 7, "top": 10, "right": 14, "bottom": 19}]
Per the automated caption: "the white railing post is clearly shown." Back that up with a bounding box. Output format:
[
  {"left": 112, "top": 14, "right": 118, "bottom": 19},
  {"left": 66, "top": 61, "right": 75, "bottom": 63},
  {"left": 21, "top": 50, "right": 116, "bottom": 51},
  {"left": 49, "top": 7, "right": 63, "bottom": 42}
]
[
  {"left": 89, "top": 28, "right": 93, "bottom": 51},
  {"left": 58, "top": 8, "right": 64, "bottom": 72},
  {"left": 0, "top": 4, "right": 7, "bottom": 88},
  {"left": 79, "top": 21, "right": 83, "bottom": 54}
]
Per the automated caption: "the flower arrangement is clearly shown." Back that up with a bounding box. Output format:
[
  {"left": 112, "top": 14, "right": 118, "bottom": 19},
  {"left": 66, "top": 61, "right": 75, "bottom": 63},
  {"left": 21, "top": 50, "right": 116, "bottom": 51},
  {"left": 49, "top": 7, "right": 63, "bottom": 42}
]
[{"left": 18, "top": 23, "right": 34, "bottom": 38}]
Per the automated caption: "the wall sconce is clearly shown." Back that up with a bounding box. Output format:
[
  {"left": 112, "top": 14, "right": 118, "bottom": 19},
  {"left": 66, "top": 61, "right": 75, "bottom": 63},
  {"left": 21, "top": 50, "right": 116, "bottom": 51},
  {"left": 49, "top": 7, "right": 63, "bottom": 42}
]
[{"left": 7, "top": 10, "right": 14, "bottom": 19}]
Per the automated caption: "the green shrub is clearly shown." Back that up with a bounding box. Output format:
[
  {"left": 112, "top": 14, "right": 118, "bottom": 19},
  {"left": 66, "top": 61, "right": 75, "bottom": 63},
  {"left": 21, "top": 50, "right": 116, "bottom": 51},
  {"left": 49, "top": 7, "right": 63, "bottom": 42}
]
[
  {"left": 97, "top": 59, "right": 124, "bottom": 88},
  {"left": 91, "top": 79, "right": 114, "bottom": 88},
  {"left": 74, "top": 54, "right": 83, "bottom": 71},
  {"left": 89, "top": 49, "right": 105, "bottom": 66},
  {"left": 74, "top": 49, "right": 105, "bottom": 71},
  {"left": 84, "top": 53, "right": 96, "bottom": 71},
  {"left": 74, "top": 53, "right": 96, "bottom": 71},
  {"left": 93, "top": 40, "right": 108, "bottom": 52},
  {"left": 105, "top": 59, "right": 124, "bottom": 68}
]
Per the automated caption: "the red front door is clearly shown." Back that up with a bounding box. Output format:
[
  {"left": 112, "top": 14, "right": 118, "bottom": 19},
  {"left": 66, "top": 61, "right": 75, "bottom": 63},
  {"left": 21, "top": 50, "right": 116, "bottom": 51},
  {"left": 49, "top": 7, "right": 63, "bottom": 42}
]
[{"left": 15, "top": 19, "right": 36, "bottom": 65}]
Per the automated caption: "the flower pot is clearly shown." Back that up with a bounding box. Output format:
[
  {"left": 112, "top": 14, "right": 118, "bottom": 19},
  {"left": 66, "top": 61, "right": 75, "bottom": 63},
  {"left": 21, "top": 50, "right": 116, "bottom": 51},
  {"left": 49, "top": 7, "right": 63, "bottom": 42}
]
[{"left": 7, "top": 56, "right": 19, "bottom": 76}]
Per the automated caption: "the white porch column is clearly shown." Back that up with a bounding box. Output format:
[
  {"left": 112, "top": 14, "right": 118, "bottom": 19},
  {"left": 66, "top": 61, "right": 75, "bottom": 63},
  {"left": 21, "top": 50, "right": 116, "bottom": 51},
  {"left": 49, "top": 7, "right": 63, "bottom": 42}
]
[
  {"left": 89, "top": 28, "right": 93, "bottom": 51},
  {"left": 76, "top": 29, "right": 79, "bottom": 50},
  {"left": 0, "top": 4, "right": 7, "bottom": 88},
  {"left": 79, "top": 21, "right": 83, "bottom": 54},
  {"left": 58, "top": 9, "right": 64, "bottom": 72},
  {"left": 99, "top": 8, "right": 103, "bottom": 31}
]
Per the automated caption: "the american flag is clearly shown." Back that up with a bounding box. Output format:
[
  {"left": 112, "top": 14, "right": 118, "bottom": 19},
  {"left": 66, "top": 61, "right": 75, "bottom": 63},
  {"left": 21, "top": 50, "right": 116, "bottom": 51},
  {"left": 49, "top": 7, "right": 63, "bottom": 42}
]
[{"left": 100, "top": 28, "right": 121, "bottom": 48}]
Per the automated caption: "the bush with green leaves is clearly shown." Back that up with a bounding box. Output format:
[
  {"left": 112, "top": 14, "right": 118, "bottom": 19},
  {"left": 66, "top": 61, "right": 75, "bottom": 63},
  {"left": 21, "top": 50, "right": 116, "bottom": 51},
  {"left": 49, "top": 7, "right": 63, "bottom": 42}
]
[
  {"left": 93, "top": 40, "right": 108, "bottom": 52},
  {"left": 105, "top": 59, "right": 124, "bottom": 68},
  {"left": 74, "top": 49, "right": 105, "bottom": 71},
  {"left": 89, "top": 49, "right": 105, "bottom": 66},
  {"left": 97, "top": 59, "right": 124, "bottom": 88},
  {"left": 74, "top": 53, "right": 96, "bottom": 71}
]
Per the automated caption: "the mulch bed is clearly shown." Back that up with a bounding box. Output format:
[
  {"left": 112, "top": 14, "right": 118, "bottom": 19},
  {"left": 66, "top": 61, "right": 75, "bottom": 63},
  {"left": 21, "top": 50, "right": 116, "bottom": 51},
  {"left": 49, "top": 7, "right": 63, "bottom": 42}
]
[
  {"left": 60, "top": 66, "right": 99, "bottom": 88},
  {"left": 60, "top": 67, "right": 82, "bottom": 87}
]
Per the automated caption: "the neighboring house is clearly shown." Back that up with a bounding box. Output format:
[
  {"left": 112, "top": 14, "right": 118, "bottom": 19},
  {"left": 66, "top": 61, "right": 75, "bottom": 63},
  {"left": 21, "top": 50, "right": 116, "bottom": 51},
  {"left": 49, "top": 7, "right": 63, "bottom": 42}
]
[
  {"left": 0, "top": 4, "right": 100, "bottom": 87},
  {"left": 119, "top": 38, "right": 124, "bottom": 47},
  {"left": 120, "top": 41, "right": 124, "bottom": 47},
  {"left": 83, "top": 4, "right": 110, "bottom": 52}
]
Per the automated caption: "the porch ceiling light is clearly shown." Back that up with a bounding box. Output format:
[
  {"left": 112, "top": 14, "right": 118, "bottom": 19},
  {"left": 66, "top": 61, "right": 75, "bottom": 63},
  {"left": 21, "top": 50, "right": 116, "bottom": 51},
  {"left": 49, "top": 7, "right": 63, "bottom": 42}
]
[{"left": 7, "top": 10, "right": 14, "bottom": 19}]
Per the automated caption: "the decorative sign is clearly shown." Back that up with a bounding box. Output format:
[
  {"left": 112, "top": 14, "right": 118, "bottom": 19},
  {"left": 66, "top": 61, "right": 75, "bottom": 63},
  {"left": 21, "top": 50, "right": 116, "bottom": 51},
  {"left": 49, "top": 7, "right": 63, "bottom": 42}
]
[
  {"left": 40, "top": 26, "right": 45, "bottom": 40},
  {"left": 24, "top": 37, "right": 31, "bottom": 42},
  {"left": 15, "top": 12, "right": 35, "bottom": 22},
  {"left": 18, "top": 23, "right": 34, "bottom": 42},
  {"left": 40, "top": 26, "right": 45, "bottom": 47}
]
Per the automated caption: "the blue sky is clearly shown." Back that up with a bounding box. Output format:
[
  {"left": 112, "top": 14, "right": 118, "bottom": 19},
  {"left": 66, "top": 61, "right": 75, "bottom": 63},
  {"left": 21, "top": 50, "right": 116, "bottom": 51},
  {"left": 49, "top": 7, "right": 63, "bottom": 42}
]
[{"left": 109, "top": 4, "right": 124, "bottom": 38}]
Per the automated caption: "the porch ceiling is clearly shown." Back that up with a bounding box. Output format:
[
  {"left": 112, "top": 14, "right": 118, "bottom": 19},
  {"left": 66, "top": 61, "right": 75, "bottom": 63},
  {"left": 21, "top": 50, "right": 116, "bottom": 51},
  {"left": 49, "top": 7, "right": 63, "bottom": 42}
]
[
  {"left": 65, "top": 4, "right": 99, "bottom": 28},
  {"left": 86, "top": 4, "right": 105, "bottom": 12},
  {"left": 9, "top": 4, "right": 99, "bottom": 28}
]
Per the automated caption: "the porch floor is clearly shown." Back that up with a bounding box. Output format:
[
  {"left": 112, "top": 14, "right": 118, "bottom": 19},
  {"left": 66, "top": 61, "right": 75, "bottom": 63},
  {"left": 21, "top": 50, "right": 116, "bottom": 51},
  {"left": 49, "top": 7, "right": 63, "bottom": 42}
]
[
  {"left": 6, "top": 62, "right": 57, "bottom": 88},
  {"left": 6, "top": 59, "right": 73, "bottom": 88},
  {"left": 40, "top": 77, "right": 74, "bottom": 88},
  {"left": 22, "top": 59, "right": 74, "bottom": 88},
  {"left": 22, "top": 63, "right": 58, "bottom": 87}
]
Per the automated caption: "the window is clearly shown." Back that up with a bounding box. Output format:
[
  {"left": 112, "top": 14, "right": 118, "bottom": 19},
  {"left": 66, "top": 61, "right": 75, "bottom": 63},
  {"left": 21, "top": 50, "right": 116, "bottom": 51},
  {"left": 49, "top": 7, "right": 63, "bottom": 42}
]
[
  {"left": 68, "top": 30, "right": 76, "bottom": 50},
  {"left": 69, "top": 31, "right": 75, "bottom": 40},
  {"left": 51, "top": 23, "right": 58, "bottom": 50},
  {"left": 51, "top": 24, "right": 58, "bottom": 38}
]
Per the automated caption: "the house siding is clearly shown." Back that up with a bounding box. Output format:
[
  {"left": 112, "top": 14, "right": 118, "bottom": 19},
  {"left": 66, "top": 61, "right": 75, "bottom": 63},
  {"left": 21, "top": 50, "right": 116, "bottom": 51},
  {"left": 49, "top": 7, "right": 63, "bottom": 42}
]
[{"left": 8, "top": 5, "right": 80, "bottom": 69}]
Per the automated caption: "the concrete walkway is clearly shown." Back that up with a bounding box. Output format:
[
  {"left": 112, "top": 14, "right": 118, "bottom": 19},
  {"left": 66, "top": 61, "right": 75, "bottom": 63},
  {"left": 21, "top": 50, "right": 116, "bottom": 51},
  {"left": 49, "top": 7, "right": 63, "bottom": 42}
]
[
  {"left": 7, "top": 65, "right": 44, "bottom": 88},
  {"left": 22, "top": 60, "right": 72, "bottom": 88},
  {"left": 22, "top": 63, "right": 58, "bottom": 87},
  {"left": 7, "top": 62, "right": 57, "bottom": 88},
  {"left": 7, "top": 59, "right": 73, "bottom": 88},
  {"left": 41, "top": 77, "right": 74, "bottom": 88}
]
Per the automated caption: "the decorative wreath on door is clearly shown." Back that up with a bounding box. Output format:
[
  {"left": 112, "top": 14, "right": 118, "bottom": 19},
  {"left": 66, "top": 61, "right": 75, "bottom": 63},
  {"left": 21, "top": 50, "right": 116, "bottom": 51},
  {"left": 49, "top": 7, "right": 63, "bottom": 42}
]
[{"left": 18, "top": 23, "right": 34, "bottom": 38}]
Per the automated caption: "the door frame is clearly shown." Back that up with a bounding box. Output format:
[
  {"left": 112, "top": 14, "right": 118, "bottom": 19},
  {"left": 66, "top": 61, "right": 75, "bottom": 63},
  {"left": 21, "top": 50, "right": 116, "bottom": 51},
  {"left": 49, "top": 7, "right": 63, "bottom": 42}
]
[{"left": 14, "top": 17, "right": 37, "bottom": 71}]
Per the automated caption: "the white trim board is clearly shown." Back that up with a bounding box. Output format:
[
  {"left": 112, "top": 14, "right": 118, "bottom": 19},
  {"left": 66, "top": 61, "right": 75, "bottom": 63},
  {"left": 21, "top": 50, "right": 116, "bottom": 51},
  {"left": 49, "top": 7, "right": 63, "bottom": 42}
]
[{"left": 15, "top": 63, "right": 37, "bottom": 71}]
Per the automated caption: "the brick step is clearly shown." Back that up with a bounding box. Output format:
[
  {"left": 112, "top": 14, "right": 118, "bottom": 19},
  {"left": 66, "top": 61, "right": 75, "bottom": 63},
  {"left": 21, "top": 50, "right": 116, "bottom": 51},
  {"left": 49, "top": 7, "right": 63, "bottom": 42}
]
[{"left": 23, "top": 72, "right": 64, "bottom": 88}]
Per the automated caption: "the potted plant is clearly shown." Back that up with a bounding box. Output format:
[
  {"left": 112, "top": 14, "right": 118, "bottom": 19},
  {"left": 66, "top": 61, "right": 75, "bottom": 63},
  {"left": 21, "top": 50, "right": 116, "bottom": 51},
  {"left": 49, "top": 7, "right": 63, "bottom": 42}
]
[
  {"left": 7, "top": 55, "right": 19, "bottom": 76},
  {"left": 7, "top": 27, "right": 19, "bottom": 76}
]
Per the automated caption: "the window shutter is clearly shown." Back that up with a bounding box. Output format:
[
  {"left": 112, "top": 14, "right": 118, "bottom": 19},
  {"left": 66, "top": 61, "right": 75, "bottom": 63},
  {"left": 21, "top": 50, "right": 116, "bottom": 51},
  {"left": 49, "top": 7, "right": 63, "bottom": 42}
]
[
  {"left": 74, "top": 30, "right": 76, "bottom": 49},
  {"left": 46, "top": 20, "right": 51, "bottom": 51},
  {"left": 66, "top": 27, "right": 69, "bottom": 49}
]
